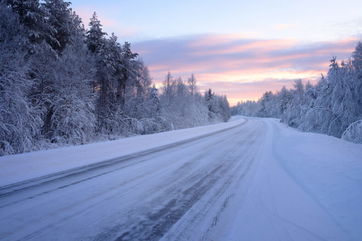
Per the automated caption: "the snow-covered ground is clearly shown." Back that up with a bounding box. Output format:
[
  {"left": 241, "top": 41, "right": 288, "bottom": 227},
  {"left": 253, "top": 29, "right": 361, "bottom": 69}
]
[
  {"left": 215, "top": 118, "right": 362, "bottom": 241},
  {"left": 0, "top": 118, "right": 244, "bottom": 187},
  {"left": 0, "top": 117, "right": 361, "bottom": 241}
]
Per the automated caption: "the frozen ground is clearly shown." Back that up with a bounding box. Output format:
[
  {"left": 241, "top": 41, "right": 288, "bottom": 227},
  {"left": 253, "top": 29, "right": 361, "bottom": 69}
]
[
  {"left": 0, "top": 117, "right": 361, "bottom": 241},
  {"left": 0, "top": 118, "right": 244, "bottom": 187}
]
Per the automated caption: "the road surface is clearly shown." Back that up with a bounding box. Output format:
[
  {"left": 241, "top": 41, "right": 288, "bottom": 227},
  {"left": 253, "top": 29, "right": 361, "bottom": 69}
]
[{"left": 0, "top": 118, "right": 361, "bottom": 241}]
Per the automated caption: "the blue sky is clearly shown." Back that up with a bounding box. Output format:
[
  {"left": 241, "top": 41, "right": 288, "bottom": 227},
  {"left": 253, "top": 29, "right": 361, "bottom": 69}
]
[
  {"left": 72, "top": 0, "right": 362, "bottom": 41},
  {"left": 71, "top": 0, "right": 362, "bottom": 104}
]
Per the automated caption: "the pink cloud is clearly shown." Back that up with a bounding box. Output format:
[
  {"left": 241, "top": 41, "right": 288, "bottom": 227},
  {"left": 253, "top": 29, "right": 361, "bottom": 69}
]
[
  {"left": 134, "top": 34, "right": 358, "bottom": 103},
  {"left": 187, "top": 34, "right": 255, "bottom": 48}
]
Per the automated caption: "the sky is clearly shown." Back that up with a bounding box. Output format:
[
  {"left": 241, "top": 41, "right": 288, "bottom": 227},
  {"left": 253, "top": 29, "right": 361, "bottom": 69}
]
[{"left": 71, "top": 0, "right": 362, "bottom": 105}]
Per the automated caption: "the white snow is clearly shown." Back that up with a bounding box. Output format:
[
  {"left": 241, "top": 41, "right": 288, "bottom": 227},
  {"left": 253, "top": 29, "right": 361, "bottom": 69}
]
[
  {"left": 0, "top": 117, "right": 361, "bottom": 241},
  {"left": 211, "top": 118, "right": 362, "bottom": 241},
  {"left": 0, "top": 118, "right": 245, "bottom": 187}
]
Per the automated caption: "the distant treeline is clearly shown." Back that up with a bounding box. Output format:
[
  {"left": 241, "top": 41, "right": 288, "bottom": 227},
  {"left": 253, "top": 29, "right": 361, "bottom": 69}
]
[
  {"left": 0, "top": 0, "right": 230, "bottom": 156},
  {"left": 232, "top": 42, "right": 362, "bottom": 143}
]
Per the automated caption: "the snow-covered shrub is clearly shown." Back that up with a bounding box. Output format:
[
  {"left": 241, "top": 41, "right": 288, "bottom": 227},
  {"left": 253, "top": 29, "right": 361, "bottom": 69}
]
[
  {"left": 342, "top": 120, "right": 362, "bottom": 144},
  {"left": 0, "top": 3, "right": 42, "bottom": 155},
  {"left": 138, "top": 117, "right": 170, "bottom": 135},
  {"left": 45, "top": 40, "right": 96, "bottom": 144},
  {"left": 0, "top": 70, "right": 42, "bottom": 155}
]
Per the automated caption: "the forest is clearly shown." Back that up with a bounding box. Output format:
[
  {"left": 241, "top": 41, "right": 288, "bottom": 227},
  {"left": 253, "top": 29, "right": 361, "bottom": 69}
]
[
  {"left": 0, "top": 0, "right": 230, "bottom": 156},
  {"left": 232, "top": 43, "right": 362, "bottom": 143}
]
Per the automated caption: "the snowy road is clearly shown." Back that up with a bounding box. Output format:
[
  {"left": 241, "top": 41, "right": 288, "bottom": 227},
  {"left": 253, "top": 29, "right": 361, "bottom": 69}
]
[{"left": 1, "top": 118, "right": 361, "bottom": 241}]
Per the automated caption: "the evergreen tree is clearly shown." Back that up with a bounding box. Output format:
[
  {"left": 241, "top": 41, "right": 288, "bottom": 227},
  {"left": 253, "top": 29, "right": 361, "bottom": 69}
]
[
  {"left": 205, "top": 88, "right": 214, "bottom": 113},
  {"left": 118, "top": 41, "right": 138, "bottom": 106},
  {"left": 232, "top": 42, "right": 362, "bottom": 143},
  {"left": 7, "top": 0, "right": 49, "bottom": 45},
  {"left": 352, "top": 42, "right": 362, "bottom": 116},
  {"left": 278, "top": 86, "right": 291, "bottom": 117},
  {"left": 258, "top": 91, "right": 273, "bottom": 117},
  {"left": 0, "top": 4, "right": 232, "bottom": 155},
  {"left": 86, "top": 12, "right": 106, "bottom": 53},
  {"left": 42, "top": 0, "right": 73, "bottom": 52}
]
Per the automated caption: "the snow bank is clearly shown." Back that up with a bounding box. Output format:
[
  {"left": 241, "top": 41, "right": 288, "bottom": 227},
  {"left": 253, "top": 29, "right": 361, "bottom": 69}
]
[
  {"left": 270, "top": 119, "right": 362, "bottom": 241},
  {"left": 342, "top": 119, "right": 362, "bottom": 144},
  {"left": 222, "top": 118, "right": 362, "bottom": 241},
  {"left": 0, "top": 118, "right": 245, "bottom": 187}
]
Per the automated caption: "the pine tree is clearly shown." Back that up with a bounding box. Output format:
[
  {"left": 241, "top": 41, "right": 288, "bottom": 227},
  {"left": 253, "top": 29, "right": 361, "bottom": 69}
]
[
  {"left": 283, "top": 79, "right": 304, "bottom": 127},
  {"left": 205, "top": 89, "right": 216, "bottom": 119},
  {"left": 7, "top": 0, "right": 49, "bottom": 45},
  {"left": 352, "top": 42, "right": 362, "bottom": 72},
  {"left": 118, "top": 41, "right": 138, "bottom": 107},
  {"left": 278, "top": 86, "right": 291, "bottom": 117},
  {"left": 95, "top": 34, "right": 128, "bottom": 134},
  {"left": 42, "top": 0, "right": 73, "bottom": 52},
  {"left": 258, "top": 91, "right": 273, "bottom": 117},
  {"left": 352, "top": 42, "right": 362, "bottom": 117},
  {"left": 86, "top": 12, "right": 106, "bottom": 53}
]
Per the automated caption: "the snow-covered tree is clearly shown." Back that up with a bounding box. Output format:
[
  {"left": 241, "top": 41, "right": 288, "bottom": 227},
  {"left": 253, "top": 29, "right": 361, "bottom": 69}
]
[
  {"left": 352, "top": 42, "right": 362, "bottom": 118},
  {"left": 204, "top": 88, "right": 230, "bottom": 122},
  {"left": 7, "top": 0, "right": 50, "bottom": 46},
  {"left": 94, "top": 33, "right": 139, "bottom": 135},
  {"left": 42, "top": 36, "right": 96, "bottom": 144},
  {"left": 257, "top": 91, "right": 273, "bottom": 117},
  {"left": 86, "top": 12, "right": 106, "bottom": 53},
  {"left": 232, "top": 42, "right": 362, "bottom": 142},
  {"left": 188, "top": 74, "right": 197, "bottom": 96},
  {"left": 342, "top": 120, "right": 362, "bottom": 143},
  {"left": 42, "top": 0, "right": 73, "bottom": 52},
  {"left": 0, "top": 5, "right": 232, "bottom": 156},
  {"left": 282, "top": 79, "right": 305, "bottom": 127},
  {"left": 0, "top": 3, "right": 41, "bottom": 154}
]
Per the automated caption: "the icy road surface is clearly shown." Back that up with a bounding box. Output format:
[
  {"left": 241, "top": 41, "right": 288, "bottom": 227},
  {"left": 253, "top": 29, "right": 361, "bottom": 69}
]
[{"left": 0, "top": 117, "right": 361, "bottom": 241}]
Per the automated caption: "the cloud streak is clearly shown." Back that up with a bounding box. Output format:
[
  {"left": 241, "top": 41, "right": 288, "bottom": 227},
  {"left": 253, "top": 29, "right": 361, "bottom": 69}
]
[{"left": 133, "top": 34, "right": 358, "bottom": 105}]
